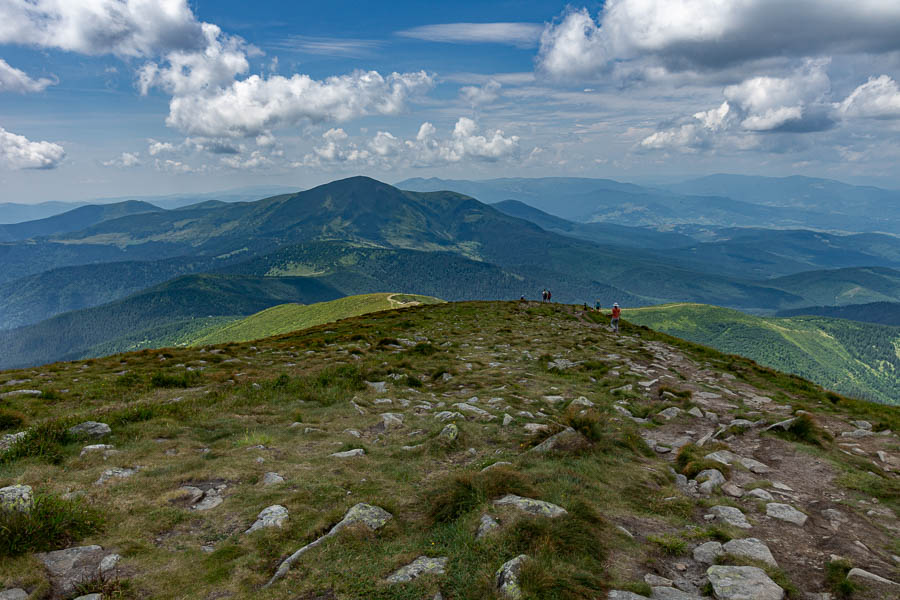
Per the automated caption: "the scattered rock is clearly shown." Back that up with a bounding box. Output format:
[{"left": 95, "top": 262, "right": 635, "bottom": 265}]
[
  {"left": 523, "top": 423, "right": 550, "bottom": 435},
  {"left": 723, "top": 538, "right": 777, "bottom": 567},
  {"left": 0, "top": 484, "right": 33, "bottom": 513},
  {"left": 453, "top": 403, "right": 494, "bottom": 420},
  {"left": 366, "top": 381, "right": 388, "bottom": 393},
  {"left": 0, "top": 389, "right": 41, "bottom": 398},
  {"left": 246, "top": 505, "right": 289, "bottom": 534},
  {"left": 764, "top": 417, "right": 797, "bottom": 432},
  {"left": 99, "top": 553, "right": 120, "bottom": 576},
  {"left": 476, "top": 514, "right": 500, "bottom": 539},
  {"left": 529, "top": 427, "right": 589, "bottom": 453},
  {"left": 721, "top": 482, "right": 744, "bottom": 497},
  {"left": 644, "top": 573, "right": 673, "bottom": 586},
  {"left": 570, "top": 396, "right": 594, "bottom": 408},
  {"left": 547, "top": 359, "right": 579, "bottom": 371},
  {"left": 265, "top": 503, "right": 392, "bottom": 587},
  {"left": 650, "top": 587, "right": 701, "bottom": 599},
  {"left": 850, "top": 420, "right": 873, "bottom": 431},
  {"left": 658, "top": 407, "right": 681, "bottom": 420},
  {"left": 94, "top": 466, "right": 140, "bottom": 486},
  {"left": 262, "top": 472, "right": 284, "bottom": 486},
  {"left": 439, "top": 423, "right": 459, "bottom": 443},
  {"left": 846, "top": 568, "right": 898, "bottom": 586},
  {"left": 503, "top": 414, "right": 514, "bottom": 426},
  {"left": 0, "top": 432, "right": 26, "bottom": 452},
  {"left": 706, "top": 565, "right": 784, "bottom": 600},
  {"left": 542, "top": 395, "right": 566, "bottom": 405},
  {"left": 494, "top": 494, "right": 567, "bottom": 518},
  {"left": 385, "top": 556, "right": 448, "bottom": 583},
  {"left": 434, "top": 411, "right": 464, "bottom": 422},
  {"left": 693, "top": 541, "right": 724, "bottom": 564},
  {"left": 746, "top": 488, "right": 774, "bottom": 501},
  {"left": 80, "top": 444, "right": 117, "bottom": 458},
  {"left": 0, "top": 590, "right": 28, "bottom": 600},
  {"left": 37, "top": 545, "right": 107, "bottom": 598},
  {"left": 495, "top": 555, "right": 528, "bottom": 599},
  {"left": 73, "top": 594, "right": 102, "bottom": 600},
  {"left": 696, "top": 469, "right": 726, "bottom": 495},
  {"left": 68, "top": 421, "right": 111, "bottom": 438},
  {"left": 481, "top": 461, "right": 512, "bottom": 472},
  {"left": 766, "top": 503, "right": 807, "bottom": 526},
  {"left": 331, "top": 449, "right": 365, "bottom": 458},
  {"left": 379, "top": 413, "right": 404, "bottom": 430},
  {"left": 688, "top": 407, "right": 704, "bottom": 418},
  {"left": 608, "top": 592, "right": 649, "bottom": 600},
  {"left": 709, "top": 505, "right": 752, "bottom": 529}
]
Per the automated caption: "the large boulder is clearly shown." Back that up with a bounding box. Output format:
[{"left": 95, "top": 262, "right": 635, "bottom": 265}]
[
  {"left": 494, "top": 494, "right": 567, "bottom": 518},
  {"left": 709, "top": 505, "right": 752, "bottom": 529},
  {"left": 765, "top": 503, "right": 807, "bottom": 526},
  {"left": 37, "top": 545, "right": 120, "bottom": 599},
  {"left": 0, "top": 484, "right": 33, "bottom": 513},
  {"left": 0, "top": 589, "right": 28, "bottom": 600},
  {"left": 68, "top": 421, "right": 111, "bottom": 438},
  {"left": 496, "top": 555, "right": 528, "bottom": 599},
  {"left": 723, "top": 538, "right": 777, "bottom": 567},
  {"left": 706, "top": 565, "right": 784, "bottom": 600}
]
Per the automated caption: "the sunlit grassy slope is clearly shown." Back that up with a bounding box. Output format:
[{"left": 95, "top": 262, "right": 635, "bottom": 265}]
[
  {"left": 625, "top": 303, "right": 900, "bottom": 405},
  {"left": 189, "top": 293, "right": 443, "bottom": 346}
]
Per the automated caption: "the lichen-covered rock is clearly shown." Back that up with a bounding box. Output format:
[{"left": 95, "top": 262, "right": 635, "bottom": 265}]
[
  {"left": 766, "top": 503, "right": 807, "bottom": 526},
  {"left": 494, "top": 494, "right": 567, "bottom": 518},
  {"left": 649, "top": 587, "right": 702, "bottom": 599},
  {"left": 846, "top": 568, "right": 898, "bottom": 586},
  {"left": 693, "top": 541, "right": 724, "bottom": 564},
  {"left": 94, "top": 466, "right": 140, "bottom": 486},
  {"left": 331, "top": 448, "right": 365, "bottom": 458},
  {"left": 709, "top": 505, "right": 751, "bottom": 529},
  {"left": 434, "top": 411, "right": 464, "bottom": 422},
  {"left": 496, "top": 555, "right": 528, "bottom": 599},
  {"left": 746, "top": 488, "right": 774, "bottom": 501},
  {"left": 658, "top": 407, "right": 681, "bottom": 420},
  {"left": 0, "top": 484, "right": 33, "bottom": 513},
  {"left": 246, "top": 505, "right": 288, "bottom": 534},
  {"left": 723, "top": 538, "right": 778, "bottom": 567},
  {"left": 529, "top": 427, "right": 589, "bottom": 453},
  {"left": 68, "top": 421, "right": 111, "bottom": 438},
  {"left": 37, "top": 545, "right": 106, "bottom": 598},
  {"left": 453, "top": 403, "right": 494, "bottom": 420},
  {"left": 706, "top": 565, "right": 784, "bottom": 600},
  {"left": 80, "top": 444, "right": 117, "bottom": 459},
  {"left": 0, "top": 590, "right": 28, "bottom": 600},
  {"left": 385, "top": 556, "right": 448, "bottom": 582},
  {"left": 262, "top": 472, "right": 284, "bottom": 486},
  {"left": 439, "top": 423, "right": 459, "bottom": 443},
  {"left": 379, "top": 412, "right": 404, "bottom": 430},
  {"left": 476, "top": 514, "right": 500, "bottom": 539},
  {"left": 608, "top": 592, "right": 649, "bottom": 600}
]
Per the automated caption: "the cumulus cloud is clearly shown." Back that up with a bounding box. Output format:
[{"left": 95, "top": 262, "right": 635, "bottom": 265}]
[
  {"left": 460, "top": 79, "right": 502, "bottom": 106},
  {"left": 102, "top": 151, "right": 141, "bottom": 167},
  {"left": 0, "top": 126, "right": 65, "bottom": 169},
  {"left": 397, "top": 23, "right": 543, "bottom": 47},
  {"left": 0, "top": 0, "right": 204, "bottom": 57},
  {"left": 838, "top": 75, "right": 900, "bottom": 119},
  {"left": 538, "top": 1, "right": 900, "bottom": 78},
  {"left": 0, "top": 58, "right": 54, "bottom": 93},
  {"left": 147, "top": 139, "right": 177, "bottom": 155}
]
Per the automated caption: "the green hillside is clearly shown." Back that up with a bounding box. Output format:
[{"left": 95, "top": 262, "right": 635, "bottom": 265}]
[
  {"left": 768, "top": 266, "right": 900, "bottom": 306},
  {"left": 624, "top": 303, "right": 900, "bottom": 404},
  {"left": 190, "top": 293, "right": 443, "bottom": 345},
  {"left": 777, "top": 301, "right": 900, "bottom": 325}
]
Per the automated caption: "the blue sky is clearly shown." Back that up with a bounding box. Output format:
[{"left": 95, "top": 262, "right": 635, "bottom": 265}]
[{"left": 2, "top": 0, "right": 900, "bottom": 202}]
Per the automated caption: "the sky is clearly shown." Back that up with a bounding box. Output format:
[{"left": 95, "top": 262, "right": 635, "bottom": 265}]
[{"left": 2, "top": 0, "right": 900, "bottom": 203}]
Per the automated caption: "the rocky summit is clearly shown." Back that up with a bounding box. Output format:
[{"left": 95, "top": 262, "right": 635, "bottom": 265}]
[{"left": 0, "top": 301, "right": 898, "bottom": 599}]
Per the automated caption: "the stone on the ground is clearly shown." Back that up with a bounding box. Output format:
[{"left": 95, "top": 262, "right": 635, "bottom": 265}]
[
  {"left": 706, "top": 565, "right": 784, "bottom": 600},
  {"left": 0, "top": 431, "right": 26, "bottom": 452},
  {"left": 68, "top": 421, "right": 111, "bottom": 438},
  {"left": 0, "top": 484, "right": 33, "bottom": 513},
  {"left": 523, "top": 423, "right": 550, "bottom": 434},
  {"left": 99, "top": 553, "right": 120, "bottom": 575},
  {"left": 688, "top": 407, "right": 704, "bottom": 418},
  {"left": 496, "top": 555, "right": 528, "bottom": 599},
  {"left": 696, "top": 469, "right": 726, "bottom": 495},
  {"left": 851, "top": 420, "right": 873, "bottom": 430},
  {"left": 439, "top": 423, "right": 459, "bottom": 443},
  {"left": 331, "top": 448, "right": 365, "bottom": 458},
  {"left": 658, "top": 407, "right": 681, "bottom": 420},
  {"left": 246, "top": 505, "right": 289, "bottom": 534},
  {"left": 723, "top": 538, "right": 778, "bottom": 567},
  {"left": 766, "top": 503, "right": 807, "bottom": 526},
  {"left": 494, "top": 494, "right": 567, "bottom": 517},
  {"left": 265, "top": 503, "right": 392, "bottom": 587},
  {"left": 739, "top": 457, "right": 770, "bottom": 474},
  {"left": 435, "top": 411, "right": 464, "bottom": 422},
  {"left": 385, "top": 556, "right": 448, "bottom": 583},
  {"left": 764, "top": 417, "right": 797, "bottom": 432},
  {"left": 73, "top": 595, "right": 102, "bottom": 600},
  {"left": 94, "top": 466, "right": 139, "bottom": 486},
  {"left": 721, "top": 482, "right": 744, "bottom": 497},
  {"left": 709, "top": 505, "right": 752, "bottom": 529},
  {"left": 80, "top": 444, "right": 118, "bottom": 459},
  {"left": 262, "top": 472, "right": 284, "bottom": 486},
  {"left": 570, "top": 396, "right": 594, "bottom": 408},
  {"left": 366, "top": 381, "right": 388, "bottom": 393},
  {"left": 548, "top": 359, "right": 578, "bottom": 371},
  {"left": 0, "top": 590, "right": 28, "bottom": 600},
  {"left": 529, "top": 427, "right": 589, "bottom": 453},
  {"left": 650, "top": 587, "right": 702, "bottom": 599},
  {"left": 476, "top": 514, "right": 500, "bottom": 539},
  {"left": 542, "top": 395, "right": 566, "bottom": 404},
  {"left": 192, "top": 486, "right": 225, "bottom": 511},
  {"left": 37, "top": 545, "right": 107, "bottom": 598},
  {"left": 453, "top": 403, "right": 494, "bottom": 420},
  {"left": 503, "top": 414, "right": 514, "bottom": 426},
  {"left": 846, "top": 568, "right": 898, "bottom": 586},
  {"left": 608, "top": 593, "right": 649, "bottom": 600},
  {"left": 380, "top": 412, "right": 404, "bottom": 430},
  {"left": 693, "top": 541, "right": 724, "bottom": 564},
  {"left": 746, "top": 488, "right": 774, "bottom": 501}
]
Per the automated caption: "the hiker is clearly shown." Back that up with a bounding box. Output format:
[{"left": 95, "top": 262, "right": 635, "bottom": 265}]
[
  {"left": 611, "top": 303, "right": 621, "bottom": 333},
  {"left": 547, "top": 290, "right": 552, "bottom": 303},
  {"left": 595, "top": 299, "right": 601, "bottom": 312},
  {"left": 541, "top": 289, "right": 547, "bottom": 303},
  {"left": 520, "top": 294, "right": 527, "bottom": 303}
]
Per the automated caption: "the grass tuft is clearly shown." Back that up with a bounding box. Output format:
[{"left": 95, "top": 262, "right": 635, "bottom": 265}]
[
  {"left": 824, "top": 558, "right": 856, "bottom": 599},
  {"left": 675, "top": 443, "right": 731, "bottom": 479},
  {"left": 426, "top": 467, "right": 534, "bottom": 523},
  {"left": 0, "top": 494, "right": 104, "bottom": 557}
]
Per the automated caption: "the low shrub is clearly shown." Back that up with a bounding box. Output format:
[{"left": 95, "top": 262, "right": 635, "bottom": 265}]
[
  {"left": 824, "top": 558, "right": 856, "bottom": 599},
  {"left": 0, "top": 408, "right": 26, "bottom": 431},
  {"left": 0, "top": 494, "right": 104, "bottom": 557},
  {"left": 426, "top": 467, "right": 534, "bottom": 523},
  {"left": 675, "top": 443, "right": 731, "bottom": 479},
  {"left": 0, "top": 420, "right": 73, "bottom": 465},
  {"left": 150, "top": 370, "right": 203, "bottom": 389},
  {"left": 774, "top": 413, "right": 832, "bottom": 447}
]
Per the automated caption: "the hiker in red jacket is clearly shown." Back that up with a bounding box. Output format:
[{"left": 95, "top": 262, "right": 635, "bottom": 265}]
[{"left": 611, "top": 303, "right": 621, "bottom": 333}]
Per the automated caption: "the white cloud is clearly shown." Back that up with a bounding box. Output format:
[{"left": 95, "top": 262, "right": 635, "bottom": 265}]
[
  {"left": 0, "top": 0, "right": 204, "bottom": 57},
  {"left": 0, "top": 58, "right": 54, "bottom": 93},
  {"left": 147, "top": 139, "right": 177, "bottom": 155},
  {"left": 460, "top": 79, "right": 502, "bottom": 106},
  {"left": 0, "top": 126, "right": 65, "bottom": 169},
  {"left": 153, "top": 158, "right": 199, "bottom": 173},
  {"left": 396, "top": 23, "right": 544, "bottom": 47},
  {"left": 369, "top": 131, "right": 401, "bottom": 157},
  {"left": 538, "top": 1, "right": 900, "bottom": 79},
  {"left": 838, "top": 75, "right": 900, "bottom": 119},
  {"left": 102, "top": 151, "right": 140, "bottom": 167},
  {"left": 221, "top": 150, "right": 270, "bottom": 170},
  {"left": 269, "top": 35, "right": 382, "bottom": 58}
]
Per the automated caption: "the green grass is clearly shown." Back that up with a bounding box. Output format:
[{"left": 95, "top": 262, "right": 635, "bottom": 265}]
[
  {"left": 0, "top": 494, "right": 104, "bottom": 557},
  {"left": 190, "top": 293, "right": 443, "bottom": 346}
]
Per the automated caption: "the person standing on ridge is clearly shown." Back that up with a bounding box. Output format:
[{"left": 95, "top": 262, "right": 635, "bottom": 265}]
[
  {"left": 595, "top": 299, "right": 601, "bottom": 312},
  {"left": 611, "top": 303, "right": 621, "bottom": 333}
]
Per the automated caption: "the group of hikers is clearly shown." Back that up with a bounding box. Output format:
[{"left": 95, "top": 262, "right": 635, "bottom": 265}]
[{"left": 523, "top": 291, "right": 622, "bottom": 333}]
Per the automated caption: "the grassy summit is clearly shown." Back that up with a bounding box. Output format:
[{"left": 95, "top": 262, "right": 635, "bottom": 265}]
[
  {"left": 0, "top": 302, "right": 898, "bottom": 599},
  {"left": 189, "top": 293, "right": 443, "bottom": 346}
]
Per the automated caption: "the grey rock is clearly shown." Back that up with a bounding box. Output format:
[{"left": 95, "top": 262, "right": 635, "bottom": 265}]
[
  {"left": 688, "top": 407, "right": 704, "bottom": 418},
  {"left": 709, "top": 505, "right": 752, "bottom": 529},
  {"left": 265, "top": 503, "right": 392, "bottom": 587},
  {"left": 609, "top": 593, "right": 649, "bottom": 600},
  {"left": 494, "top": 494, "right": 567, "bottom": 518},
  {"left": 746, "top": 488, "right": 774, "bottom": 501},
  {"left": 658, "top": 407, "right": 682, "bottom": 420},
  {"left": 650, "top": 588, "right": 701, "bottom": 600},
  {"left": 523, "top": 423, "right": 550, "bottom": 434},
  {"left": 453, "top": 403, "right": 494, "bottom": 420},
  {"left": 262, "top": 472, "right": 284, "bottom": 486},
  {"left": 0, "top": 484, "right": 33, "bottom": 513},
  {"left": 696, "top": 468, "right": 726, "bottom": 486},
  {"left": 0, "top": 431, "right": 26, "bottom": 452},
  {"left": 764, "top": 417, "right": 797, "bottom": 432},
  {"left": 246, "top": 505, "right": 289, "bottom": 534},
  {"left": 496, "top": 555, "right": 528, "bottom": 599},
  {"left": 529, "top": 427, "right": 589, "bottom": 453},
  {"left": 645, "top": 574, "right": 673, "bottom": 587},
  {"left": 851, "top": 420, "right": 873, "bottom": 431},
  {"left": 68, "top": 421, "right": 111, "bottom": 438},
  {"left": 73, "top": 595, "right": 102, "bottom": 600},
  {"left": 841, "top": 429, "right": 873, "bottom": 438},
  {"left": 721, "top": 482, "right": 744, "bottom": 497},
  {"left": 366, "top": 381, "right": 388, "bottom": 393},
  {"left": 547, "top": 359, "right": 579, "bottom": 371},
  {"left": 846, "top": 568, "right": 898, "bottom": 586},
  {"left": 707, "top": 565, "right": 784, "bottom": 600},
  {"left": 0, "top": 389, "right": 41, "bottom": 398},
  {"left": 434, "top": 411, "right": 464, "bottom": 422},
  {"left": 693, "top": 541, "right": 724, "bottom": 564},
  {"left": 0, "top": 590, "right": 28, "bottom": 600},
  {"left": 385, "top": 556, "right": 448, "bottom": 583},
  {"left": 331, "top": 448, "right": 365, "bottom": 458},
  {"left": 380, "top": 412, "right": 404, "bottom": 429},
  {"left": 99, "top": 553, "right": 121, "bottom": 576},
  {"left": 37, "top": 545, "right": 105, "bottom": 598},
  {"left": 94, "top": 466, "right": 140, "bottom": 486},
  {"left": 503, "top": 414, "right": 514, "bottom": 426},
  {"left": 570, "top": 396, "right": 594, "bottom": 408},
  {"left": 476, "top": 514, "right": 500, "bottom": 539},
  {"left": 723, "top": 538, "right": 777, "bottom": 567},
  {"left": 439, "top": 423, "right": 459, "bottom": 443},
  {"left": 766, "top": 503, "right": 807, "bottom": 526},
  {"left": 80, "top": 444, "right": 117, "bottom": 458}
]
